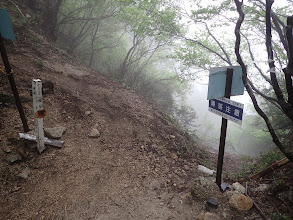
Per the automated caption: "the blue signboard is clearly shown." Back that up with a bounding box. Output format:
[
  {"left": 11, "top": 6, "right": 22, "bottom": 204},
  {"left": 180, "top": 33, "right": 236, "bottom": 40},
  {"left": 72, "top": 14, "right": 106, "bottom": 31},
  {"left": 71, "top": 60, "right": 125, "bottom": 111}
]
[
  {"left": 207, "top": 66, "right": 244, "bottom": 100},
  {"left": 0, "top": 9, "right": 15, "bottom": 40},
  {"left": 208, "top": 97, "right": 244, "bottom": 125}
]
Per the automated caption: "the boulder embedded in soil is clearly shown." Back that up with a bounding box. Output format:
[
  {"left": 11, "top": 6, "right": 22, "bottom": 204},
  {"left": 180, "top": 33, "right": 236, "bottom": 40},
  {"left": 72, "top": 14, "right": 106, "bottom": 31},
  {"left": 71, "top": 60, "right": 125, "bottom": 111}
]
[
  {"left": 232, "top": 182, "right": 246, "bottom": 194},
  {"left": 191, "top": 177, "right": 221, "bottom": 201},
  {"left": 229, "top": 193, "right": 253, "bottom": 212}
]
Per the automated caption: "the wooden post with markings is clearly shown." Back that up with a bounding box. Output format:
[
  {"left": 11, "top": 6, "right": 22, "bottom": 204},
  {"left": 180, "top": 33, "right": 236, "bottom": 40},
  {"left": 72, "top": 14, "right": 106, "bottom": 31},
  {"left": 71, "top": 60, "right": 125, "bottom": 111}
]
[{"left": 32, "top": 79, "right": 45, "bottom": 153}]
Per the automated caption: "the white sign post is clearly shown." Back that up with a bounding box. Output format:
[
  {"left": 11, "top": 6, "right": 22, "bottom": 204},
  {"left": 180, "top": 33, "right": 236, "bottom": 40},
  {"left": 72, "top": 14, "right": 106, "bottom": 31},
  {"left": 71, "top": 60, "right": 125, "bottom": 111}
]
[{"left": 32, "top": 79, "right": 45, "bottom": 153}]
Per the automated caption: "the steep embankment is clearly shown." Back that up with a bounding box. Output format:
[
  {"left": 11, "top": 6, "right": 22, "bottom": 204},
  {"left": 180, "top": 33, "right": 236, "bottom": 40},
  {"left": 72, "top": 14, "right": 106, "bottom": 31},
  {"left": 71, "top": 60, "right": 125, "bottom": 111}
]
[
  {"left": 0, "top": 3, "right": 259, "bottom": 219},
  {"left": 0, "top": 28, "right": 210, "bottom": 219}
]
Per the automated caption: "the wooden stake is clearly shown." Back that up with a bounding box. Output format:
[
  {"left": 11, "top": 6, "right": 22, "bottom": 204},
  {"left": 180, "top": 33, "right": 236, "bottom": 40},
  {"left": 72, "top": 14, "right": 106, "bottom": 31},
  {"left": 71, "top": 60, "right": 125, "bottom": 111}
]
[
  {"left": 245, "top": 182, "right": 269, "bottom": 220},
  {"left": 32, "top": 79, "right": 45, "bottom": 153},
  {"left": 250, "top": 157, "right": 290, "bottom": 180}
]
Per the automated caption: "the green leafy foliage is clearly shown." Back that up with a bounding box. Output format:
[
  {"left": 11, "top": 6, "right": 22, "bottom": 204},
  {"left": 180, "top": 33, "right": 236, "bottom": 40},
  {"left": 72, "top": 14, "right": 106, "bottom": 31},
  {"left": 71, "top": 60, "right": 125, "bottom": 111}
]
[
  {"left": 271, "top": 211, "right": 291, "bottom": 220},
  {"left": 57, "top": 0, "right": 193, "bottom": 121}
]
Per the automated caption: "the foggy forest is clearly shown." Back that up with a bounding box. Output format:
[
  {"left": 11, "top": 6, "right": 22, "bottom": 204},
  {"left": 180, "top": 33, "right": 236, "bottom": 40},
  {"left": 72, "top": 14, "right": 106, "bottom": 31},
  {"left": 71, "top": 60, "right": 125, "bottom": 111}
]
[{"left": 0, "top": 0, "right": 293, "bottom": 219}]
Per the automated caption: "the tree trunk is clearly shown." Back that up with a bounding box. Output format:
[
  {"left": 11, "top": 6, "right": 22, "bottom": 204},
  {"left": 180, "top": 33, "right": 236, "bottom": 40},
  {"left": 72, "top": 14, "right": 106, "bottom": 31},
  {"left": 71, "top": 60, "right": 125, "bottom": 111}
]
[{"left": 42, "top": 0, "right": 63, "bottom": 41}]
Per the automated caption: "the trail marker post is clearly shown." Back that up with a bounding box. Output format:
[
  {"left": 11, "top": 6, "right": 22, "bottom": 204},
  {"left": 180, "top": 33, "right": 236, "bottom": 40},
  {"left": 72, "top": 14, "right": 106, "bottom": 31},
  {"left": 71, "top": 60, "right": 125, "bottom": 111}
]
[
  {"left": 207, "top": 66, "right": 244, "bottom": 190},
  {"left": 32, "top": 79, "right": 45, "bottom": 153}
]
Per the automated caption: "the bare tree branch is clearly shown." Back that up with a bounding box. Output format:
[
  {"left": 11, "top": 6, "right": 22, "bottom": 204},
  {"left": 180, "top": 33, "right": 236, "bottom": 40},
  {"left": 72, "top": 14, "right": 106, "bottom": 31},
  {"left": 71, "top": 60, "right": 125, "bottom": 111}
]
[
  {"left": 265, "top": 0, "right": 293, "bottom": 121},
  {"left": 234, "top": 0, "right": 293, "bottom": 162},
  {"left": 241, "top": 33, "right": 272, "bottom": 84}
]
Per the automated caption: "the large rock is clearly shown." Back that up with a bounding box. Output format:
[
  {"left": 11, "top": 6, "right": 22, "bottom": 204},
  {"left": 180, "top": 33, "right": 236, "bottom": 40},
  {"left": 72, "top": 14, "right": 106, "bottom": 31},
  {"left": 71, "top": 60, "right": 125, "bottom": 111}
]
[
  {"left": 191, "top": 177, "right": 221, "bottom": 201},
  {"left": 195, "top": 212, "right": 222, "bottom": 220},
  {"left": 45, "top": 126, "right": 66, "bottom": 139},
  {"left": 232, "top": 182, "right": 246, "bottom": 194},
  {"left": 229, "top": 193, "right": 253, "bottom": 212}
]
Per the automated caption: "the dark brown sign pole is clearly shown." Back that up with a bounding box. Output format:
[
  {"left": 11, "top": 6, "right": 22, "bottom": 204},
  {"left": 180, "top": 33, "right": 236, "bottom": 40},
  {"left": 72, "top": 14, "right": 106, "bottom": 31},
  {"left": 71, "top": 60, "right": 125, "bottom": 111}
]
[
  {"left": 0, "top": 34, "right": 29, "bottom": 132},
  {"left": 216, "top": 68, "right": 233, "bottom": 189}
]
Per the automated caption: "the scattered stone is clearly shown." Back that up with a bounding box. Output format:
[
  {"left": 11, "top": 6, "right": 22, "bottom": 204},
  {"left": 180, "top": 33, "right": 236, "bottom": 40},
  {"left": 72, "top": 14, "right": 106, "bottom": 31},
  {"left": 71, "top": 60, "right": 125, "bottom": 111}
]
[
  {"left": 26, "top": 13, "right": 31, "bottom": 18},
  {"left": 89, "top": 128, "right": 101, "bottom": 138},
  {"left": 170, "top": 152, "right": 178, "bottom": 160},
  {"left": 18, "top": 167, "right": 31, "bottom": 179},
  {"left": 17, "top": 145, "right": 29, "bottom": 158},
  {"left": 206, "top": 198, "right": 219, "bottom": 210},
  {"left": 27, "top": 143, "right": 37, "bottom": 150},
  {"left": 198, "top": 165, "right": 215, "bottom": 176},
  {"left": 181, "top": 169, "right": 187, "bottom": 176},
  {"left": 222, "top": 212, "right": 228, "bottom": 219},
  {"left": 183, "top": 165, "right": 190, "bottom": 170},
  {"left": 177, "top": 184, "right": 185, "bottom": 190},
  {"left": 225, "top": 190, "right": 240, "bottom": 198},
  {"left": 45, "top": 126, "right": 66, "bottom": 139},
  {"left": 220, "top": 183, "right": 230, "bottom": 192},
  {"left": 2, "top": 145, "right": 12, "bottom": 153},
  {"left": 232, "top": 182, "right": 246, "bottom": 194},
  {"left": 180, "top": 192, "right": 191, "bottom": 200},
  {"left": 229, "top": 193, "right": 253, "bottom": 212},
  {"left": 85, "top": 111, "right": 92, "bottom": 116},
  {"left": 7, "top": 154, "right": 22, "bottom": 164},
  {"left": 169, "top": 135, "right": 176, "bottom": 139},
  {"left": 278, "top": 189, "right": 293, "bottom": 203},
  {"left": 7, "top": 132, "right": 19, "bottom": 144},
  {"left": 252, "top": 184, "right": 270, "bottom": 192},
  {"left": 195, "top": 212, "right": 222, "bottom": 220}
]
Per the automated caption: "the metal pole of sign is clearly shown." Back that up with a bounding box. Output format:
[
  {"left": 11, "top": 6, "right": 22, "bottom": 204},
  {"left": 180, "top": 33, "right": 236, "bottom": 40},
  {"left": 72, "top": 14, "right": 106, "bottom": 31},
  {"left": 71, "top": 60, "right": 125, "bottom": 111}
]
[
  {"left": 216, "top": 68, "right": 233, "bottom": 189},
  {"left": 32, "top": 79, "right": 45, "bottom": 153},
  {"left": 0, "top": 34, "right": 29, "bottom": 132}
]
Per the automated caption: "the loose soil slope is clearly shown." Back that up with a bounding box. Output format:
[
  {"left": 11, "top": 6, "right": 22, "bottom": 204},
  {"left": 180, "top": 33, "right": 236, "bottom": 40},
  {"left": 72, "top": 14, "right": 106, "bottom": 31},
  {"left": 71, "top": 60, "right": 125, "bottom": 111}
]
[{"left": 0, "top": 27, "right": 212, "bottom": 219}]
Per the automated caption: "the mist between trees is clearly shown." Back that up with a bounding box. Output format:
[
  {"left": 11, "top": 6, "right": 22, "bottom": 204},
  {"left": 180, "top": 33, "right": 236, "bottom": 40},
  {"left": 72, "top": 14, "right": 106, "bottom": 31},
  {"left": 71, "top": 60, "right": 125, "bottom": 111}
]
[{"left": 19, "top": 0, "right": 293, "bottom": 160}]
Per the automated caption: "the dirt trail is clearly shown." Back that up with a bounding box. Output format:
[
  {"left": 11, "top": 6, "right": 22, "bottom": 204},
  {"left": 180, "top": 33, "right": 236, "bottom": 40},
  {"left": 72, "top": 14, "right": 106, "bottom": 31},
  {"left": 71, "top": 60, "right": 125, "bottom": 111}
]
[
  {"left": 0, "top": 42, "right": 203, "bottom": 219},
  {"left": 0, "top": 29, "right": 252, "bottom": 219}
]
